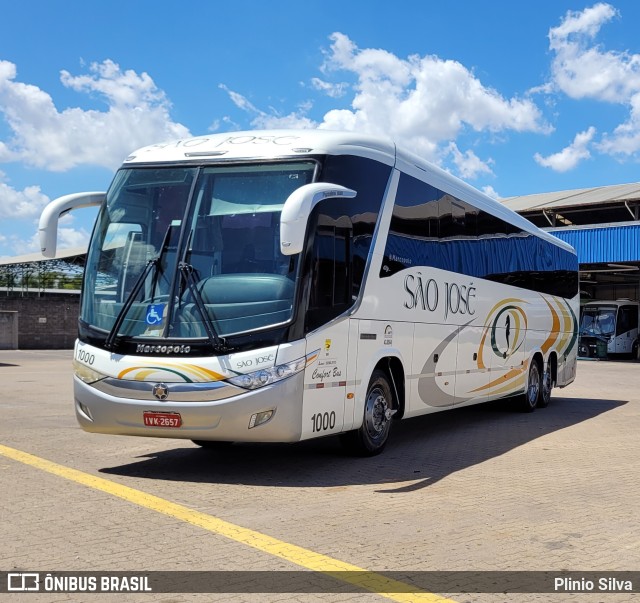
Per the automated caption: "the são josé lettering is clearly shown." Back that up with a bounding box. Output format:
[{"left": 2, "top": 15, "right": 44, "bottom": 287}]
[{"left": 404, "top": 273, "right": 476, "bottom": 319}]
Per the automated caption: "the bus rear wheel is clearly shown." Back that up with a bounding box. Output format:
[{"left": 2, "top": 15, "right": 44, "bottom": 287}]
[
  {"left": 520, "top": 360, "right": 541, "bottom": 413},
  {"left": 340, "top": 370, "right": 394, "bottom": 456},
  {"left": 538, "top": 364, "right": 552, "bottom": 408}
]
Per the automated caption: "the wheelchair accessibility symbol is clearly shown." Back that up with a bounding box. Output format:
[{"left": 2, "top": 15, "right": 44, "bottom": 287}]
[{"left": 146, "top": 304, "right": 165, "bottom": 326}]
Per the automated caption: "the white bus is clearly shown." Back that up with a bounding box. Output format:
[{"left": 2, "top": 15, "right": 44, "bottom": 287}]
[
  {"left": 39, "top": 130, "right": 579, "bottom": 455},
  {"left": 578, "top": 300, "right": 639, "bottom": 359}
]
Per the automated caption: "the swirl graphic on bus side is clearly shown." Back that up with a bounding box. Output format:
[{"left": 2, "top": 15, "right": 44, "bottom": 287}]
[
  {"left": 476, "top": 298, "right": 528, "bottom": 370},
  {"left": 489, "top": 304, "right": 527, "bottom": 360},
  {"left": 542, "top": 295, "right": 578, "bottom": 358}
]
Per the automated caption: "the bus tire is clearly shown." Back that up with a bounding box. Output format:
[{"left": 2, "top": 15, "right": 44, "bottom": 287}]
[
  {"left": 519, "top": 359, "right": 541, "bottom": 413},
  {"left": 538, "top": 363, "right": 552, "bottom": 408},
  {"left": 340, "top": 370, "right": 394, "bottom": 456}
]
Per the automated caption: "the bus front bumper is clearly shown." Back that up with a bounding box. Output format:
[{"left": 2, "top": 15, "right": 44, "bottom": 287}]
[{"left": 74, "top": 373, "right": 304, "bottom": 443}]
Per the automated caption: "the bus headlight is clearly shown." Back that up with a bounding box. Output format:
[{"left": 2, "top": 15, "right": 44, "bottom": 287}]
[
  {"left": 227, "top": 354, "right": 311, "bottom": 391},
  {"left": 73, "top": 360, "right": 107, "bottom": 384}
]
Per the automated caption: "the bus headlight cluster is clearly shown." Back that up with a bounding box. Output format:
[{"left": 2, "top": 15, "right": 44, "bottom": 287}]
[
  {"left": 73, "top": 360, "right": 107, "bottom": 385},
  {"left": 227, "top": 355, "right": 308, "bottom": 390}
]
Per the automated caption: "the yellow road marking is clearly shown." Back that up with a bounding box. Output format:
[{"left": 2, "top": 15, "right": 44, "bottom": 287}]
[{"left": 0, "top": 444, "right": 457, "bottom": 603}]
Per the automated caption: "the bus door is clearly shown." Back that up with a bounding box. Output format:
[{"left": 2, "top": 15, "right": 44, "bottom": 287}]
[
  {"left": 300, "top": 213, "right": 354, "bottom": 439},
  {"left": 454, "top": 324, "right": 490, "bottom": 405},
  {"left": 411, "top": 321, "right": 458, "bottom": 412},
  {"left": 303, "top": 320, "right": 350, "bottom": 440}
]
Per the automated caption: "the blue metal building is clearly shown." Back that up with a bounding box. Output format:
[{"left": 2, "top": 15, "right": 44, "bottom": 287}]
[{"left": 502, "top": 183, "right": 640, "bottom": 301}]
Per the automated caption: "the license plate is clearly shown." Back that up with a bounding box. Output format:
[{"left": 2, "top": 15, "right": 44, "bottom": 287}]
[{"left": 143, "top": 411, "right": 182, "bottom": 428}]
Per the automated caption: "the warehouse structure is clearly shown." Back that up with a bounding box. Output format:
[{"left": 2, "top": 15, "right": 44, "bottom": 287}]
[
  {"left": 502, "top": 182, "right": 640, "bottom": 302},
  {"left": 0, "top": 248, "right": 84, "bottom": 349}
]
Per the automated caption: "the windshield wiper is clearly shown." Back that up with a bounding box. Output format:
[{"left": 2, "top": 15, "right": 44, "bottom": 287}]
[
  {"left": 104, "top": 257, "right": 159, "bottom": 351},
  {"left": 104, "top": 225, "right": 175, "bottom": 351},
  {"left": 178, "top": 262, "right": 232, "bottom": 354}
]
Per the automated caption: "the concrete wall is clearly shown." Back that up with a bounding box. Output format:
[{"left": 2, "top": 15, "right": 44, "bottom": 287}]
[
  {"left": 0, "top": 311, "right": 19, "bottom": 349},
  {"left": 0, "top": 293, "right": 79, "bottom": 349}
]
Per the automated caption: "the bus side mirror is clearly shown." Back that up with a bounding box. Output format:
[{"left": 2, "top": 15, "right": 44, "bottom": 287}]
[
  {"left": 279, "top": 183, "right": 356, "bottom": 256},
  {"left": 39, "top": 192, "right": 105, "bottom": 258}
]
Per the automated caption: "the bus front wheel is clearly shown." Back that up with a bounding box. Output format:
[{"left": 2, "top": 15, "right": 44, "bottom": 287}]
[{"left": 340, "top": 370, "right": 394, "bottom": 456}]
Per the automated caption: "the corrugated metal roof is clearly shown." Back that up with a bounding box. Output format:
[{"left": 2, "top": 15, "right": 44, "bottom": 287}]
[
  {"left": 502, "top": 182, "right": 640, "bottom": 212},
  {"left": 0, "top": 246, "right": 87, "bottom": 266},
  {"left": 547, "top": 223, "right": 640, "bottom": 263}
]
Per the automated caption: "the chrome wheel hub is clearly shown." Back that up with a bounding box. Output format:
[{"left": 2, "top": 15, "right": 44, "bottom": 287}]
[{"left": 365, "top": 388, "right": 389, "bottom": 439}]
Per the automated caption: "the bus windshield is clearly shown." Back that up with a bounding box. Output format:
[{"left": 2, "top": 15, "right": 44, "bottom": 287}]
[
  {"left": 579, "top": 306, "right": 616, "bottom": 337},
  {"left": 81, "top": 162, "right": 317, "bottom": 344}
]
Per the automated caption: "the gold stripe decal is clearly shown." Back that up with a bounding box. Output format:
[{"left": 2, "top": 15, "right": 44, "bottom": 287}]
[
  {"left": 118, "top": 362, "right": 226, "bottom": 382},
  {"left": 540, "top": 297, "right": 560, "bottom": 354}
]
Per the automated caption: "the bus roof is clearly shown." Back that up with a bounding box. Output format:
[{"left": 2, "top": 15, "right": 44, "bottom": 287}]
[
  {"left": 123, "top": 129, "right": 575, "bottom": 254},
  {"left": 583, "top": 299, "right": 639, "bottom": 308},
  {"left": 123, "top": 130, "right": 397, "bottom": 166}
]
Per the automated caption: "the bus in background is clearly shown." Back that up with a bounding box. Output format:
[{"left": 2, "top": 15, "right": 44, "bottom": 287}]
[
  {"left": 578, "top": 300, "right": 639, "bottom": 359},
  {"left": 39, "top": 130, "right": 579, "bottom": 456}
]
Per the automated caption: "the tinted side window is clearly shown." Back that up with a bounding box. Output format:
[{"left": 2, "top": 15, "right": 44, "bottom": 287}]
[
  {"left": 439, "top": 195, "right": 467, "bottom": 239},
  {"left": 304, "top": 201, "right": 353, "bottom": 332},
  {"left": 382, "top": 173, "right": 578, "bottom": 298},
  {"left": 319, "top": 154, "right": 391, "bottom": 296},
  {"left": 382, "top": 172, "right": 440, "bottom": 277},
  {"left": 617, "top": 306, "right": 638, "bottom": 334}
]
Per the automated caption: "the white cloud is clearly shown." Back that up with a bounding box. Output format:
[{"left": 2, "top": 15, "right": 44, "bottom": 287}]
[
  {"left": 482, "top": 185, "right": 500, "bottom": 200},
  {"left": 0, "top": 177, "right": 50, "bottom": 219},
  {"left": 208, "top": 118, "right": 222, "bottom": 132},
  {"left": 316, "top": 32, "right": 550, "bottom": 163},
  {"left": 548, "top": 3, "right": 640, "bottom": 103},
  {"left": 597, "top": 91, "right": 640, "bottom": 155},
  {"left": 550, "top": 3, "right": 618, "bottom": 44},
  {"left": 218, "top": 84, "right": 261, "bottom": 115},
  {"left": 310, "top": 78, "right": 348, "bottom": 98},
  {"left": 446, "top": 142, "right": 494, "bottom": 179},
  {"left": 534, "top": 126, "right": 596, "bottom": 172},
  {"left": 0, "top": 231, "right": 38, "bottom": 256},
  {"left": 219, "top": 85, "right": 317, "bottom": 130},
  {"left": 57, "top": 226, "right": 92, "bottom": 249},
  {"left": 0, "top": 59, "right": 190, "bottom": 172},
  {"left": 546, "top": 3, "right": 640, "bottom": 158},
  {"left": 0, "top": 219, "right": 90, "bottom": 258},
  {"left": 0, "top": 140, "right": 12, "bottom": 162},
  {"left": 220, "top": 32, "right": 549, "bottom": 179},
  {"left": 253, "top": 111, "right": 317, "bottom": 130},
  {"left": 0, "top": 172, "right": 94, "bottom": 256}
]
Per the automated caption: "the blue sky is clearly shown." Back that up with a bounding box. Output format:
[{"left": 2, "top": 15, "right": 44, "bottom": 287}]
[{"left": 2, "top": 1, "right": 640, "bottom": 257}]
